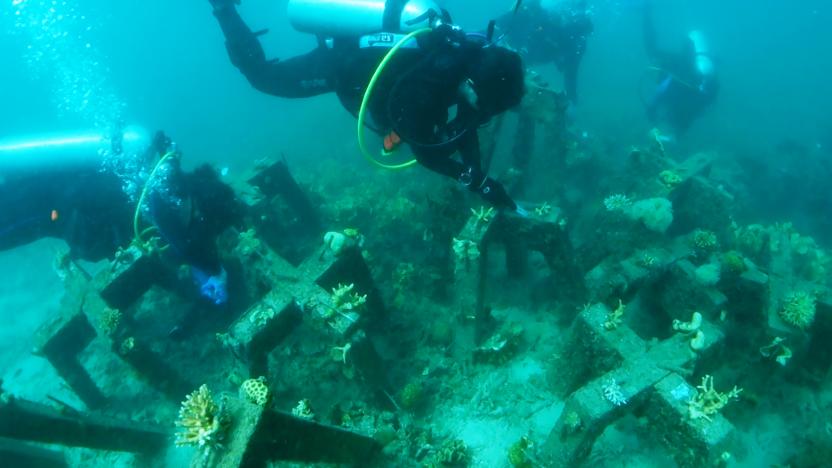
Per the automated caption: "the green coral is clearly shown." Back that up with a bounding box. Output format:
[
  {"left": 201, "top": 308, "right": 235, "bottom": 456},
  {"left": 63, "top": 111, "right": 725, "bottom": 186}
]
[
  {"left": 507, "top": 436, "right": 533, "bottom": 467},
  {"left": 658, "top": 169, "right": 683, "bottom": 188},
  {"left": 720, "top": 250, "right": 747, "bottom": 275},
  {"left": 779, "top": 291, "right": 816, "bottom": 330},
  {"left": 692, "top": 229, "right": 719, "bottom": 251},
  {"left": 400, "top": 381, "right": 423, "bottom": 410},
  {"left": 426, "top": 439, "right": 470, "bottom": 467}
]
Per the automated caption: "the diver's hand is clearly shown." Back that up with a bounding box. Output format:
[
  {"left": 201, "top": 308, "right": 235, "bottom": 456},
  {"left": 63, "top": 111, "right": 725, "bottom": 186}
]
[{"left": 192, "top": 267, "right": 228, "bottom": 305}]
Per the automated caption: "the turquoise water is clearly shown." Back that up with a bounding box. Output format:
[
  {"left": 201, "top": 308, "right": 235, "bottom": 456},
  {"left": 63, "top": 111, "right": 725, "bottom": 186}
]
[{"left": 1, "top": 1, "right": 831, "bottom": 467}]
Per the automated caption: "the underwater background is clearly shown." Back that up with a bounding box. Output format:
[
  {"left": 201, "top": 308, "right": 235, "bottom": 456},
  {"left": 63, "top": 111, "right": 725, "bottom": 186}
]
[{"left": 1, "top": 0, "right": 831, "bottom": 467}]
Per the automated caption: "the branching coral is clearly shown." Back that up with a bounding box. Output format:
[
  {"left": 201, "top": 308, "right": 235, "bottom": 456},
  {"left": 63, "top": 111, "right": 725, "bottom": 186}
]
[
  {"left": 603, "top": 300, "right": 626, "bottom": 331},
  {"left": 175, "top": 385, "right": 227, "bottom": 448},
  {"left": 471, "top": 206, "right": 495, "bottom": 224},
  {"left": 687, "top": 375, "right": 742, "bottom": 422},
  {"left": 602, "top": 378, "right": 628, "bottom": 407},
  {"left": 331, "top": 283, "right": 367, "bottom": 313},
  {"left": 534, "top": 202, "right": 552, "bottom": 217},
  {"left": 292, "top": 399, "right": 315, "bottom": 420}
]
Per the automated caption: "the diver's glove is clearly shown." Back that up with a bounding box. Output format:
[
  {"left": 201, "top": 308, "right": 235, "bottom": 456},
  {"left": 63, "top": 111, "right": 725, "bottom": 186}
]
[{"left": 192, "top": 266, "right": 228, "bottom": 305}]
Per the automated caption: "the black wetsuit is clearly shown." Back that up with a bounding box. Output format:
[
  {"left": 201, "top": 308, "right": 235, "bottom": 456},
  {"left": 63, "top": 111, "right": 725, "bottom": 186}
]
[
  {"left": 642, "top": 7, "right": 718, "bottom": 135},
  {"left": 212, "top": 5, "right": 518, "bottom": 209},
  {"left": 0, "top": 158, "right": 237, "bottom": 276},
  {"left": 496, "top": 0, "right": 593, "bottom": 104},
  {"left": 0, "top": 167, "right": 132, "bottom": 260}
]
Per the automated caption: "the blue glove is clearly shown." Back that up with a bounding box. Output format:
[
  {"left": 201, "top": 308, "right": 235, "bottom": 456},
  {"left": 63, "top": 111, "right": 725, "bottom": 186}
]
[{"left": 192, "top": 266, "right": 228, "bottom": 305}]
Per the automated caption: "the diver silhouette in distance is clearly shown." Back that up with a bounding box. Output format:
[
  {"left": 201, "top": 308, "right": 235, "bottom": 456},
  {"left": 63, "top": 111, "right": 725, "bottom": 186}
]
[
  {"left": 641, "top": 1, "right": 719, "bottom": 140},
  {"left": 495, "top": 0, "right": 593, "bottom": 106},
  {"left": 207, "top": 0, "right": 527, "bottom": 214}
]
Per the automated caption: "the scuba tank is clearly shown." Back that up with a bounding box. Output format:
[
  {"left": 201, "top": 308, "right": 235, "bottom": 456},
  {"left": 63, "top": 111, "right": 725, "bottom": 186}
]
[
  {"left": 688, "top": 30, "right": 715, "bottom": 77},
  {"left": 0, "top": 125, "right": 150, "bottom": 176},
  {"left": 287, "top": 0, "right": 443, "bottom": 37}
]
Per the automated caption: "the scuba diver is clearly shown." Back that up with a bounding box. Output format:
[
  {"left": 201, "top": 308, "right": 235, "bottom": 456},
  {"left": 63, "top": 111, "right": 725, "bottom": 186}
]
[
  {"left": 495, "top": 0, "right": 593, "bottom": 105},
  {"left": 0, "top": 126, "right": 241, "bottom": 305},
  {"left": 207, "top": 0, "right": 526, "bottom": 213},
  {"left": 641, "top": 2, "right": 718, "bottom": 139}
]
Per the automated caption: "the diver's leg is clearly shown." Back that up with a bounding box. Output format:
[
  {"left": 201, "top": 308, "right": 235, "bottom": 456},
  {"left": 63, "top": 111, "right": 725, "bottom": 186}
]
[
  {"left": 0, "top": 178, "right": 55, "bottom": 252},
  {"left": 210, "top": 3, "right": 335, "bottom": 98}
]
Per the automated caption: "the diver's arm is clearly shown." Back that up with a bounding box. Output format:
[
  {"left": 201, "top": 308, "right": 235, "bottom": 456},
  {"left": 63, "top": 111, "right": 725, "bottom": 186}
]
[
  {"left": 211, "top": 5, "right": 334, "bottom": 98},
  {"left": 457, "top": 129, "right": 483, "bottom": 173}
]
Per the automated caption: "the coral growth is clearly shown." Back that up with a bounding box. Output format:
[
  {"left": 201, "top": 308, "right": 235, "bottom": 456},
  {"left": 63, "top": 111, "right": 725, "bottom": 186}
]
[
  {"left": 626, "top": 197, "right": 674, "bottom": 233},
  {"left": 99, "top": 308, "right": 122, "bottom": 336},
  {"left": 507, "top": 436, "right": 533, "bottom": 468},
  {"left": 659, "top": 169, "right": 683, "bottom": 188},
  {"left": 175, "top": 385, "right": 227, "bottom": 448},
  {"left": 292, "top": 399, "right": 315, "bottom": 420},
  {"left": 239, "top": 376, "right": 270, "bottom": 406},
  {"left": 603, "top": 194, "right": 632, "bottom": 212},
  {"left": 687, "top": 375, "right": 742, "bottom": 422},
  {"left": 779, "top": 291, "right": 816, "bottom": 330},
  {"left": 759, "top": 337, "right": 792, "bottom": 366},
  {"left": 602, "top": 378, "right": 628, "bottom": 407},
  {"left": 331, "top": 283, "right": 367, "bottom": 312},
  {"left": 603, "top": 300, "right": 626, "bottom": 331},
  {"left": 692, "top": 229, "right": 718, "bottom": 251}
]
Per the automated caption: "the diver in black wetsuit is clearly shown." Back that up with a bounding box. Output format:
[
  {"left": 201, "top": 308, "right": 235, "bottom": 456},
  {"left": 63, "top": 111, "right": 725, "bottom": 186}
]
[
  {"left": 207, "top": 0, "right": 526, "bottom": 213},
  {"left": 0, "top": 128, "right": 241, "bottom": 304},
  {"left": 642, "top": 2, "right": 718, "bottom": 138},
  {"left": 495, "top": 0, "right": 593, "bottom": 105}
]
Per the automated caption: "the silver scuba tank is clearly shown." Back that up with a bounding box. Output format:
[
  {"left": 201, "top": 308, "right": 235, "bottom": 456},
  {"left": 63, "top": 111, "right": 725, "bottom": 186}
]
[
  {"left": 0, "top": 125, "right": 150, "bottom": 176},
  {"left": 287, "top": 0, "right": 443, "bottom": 37}
]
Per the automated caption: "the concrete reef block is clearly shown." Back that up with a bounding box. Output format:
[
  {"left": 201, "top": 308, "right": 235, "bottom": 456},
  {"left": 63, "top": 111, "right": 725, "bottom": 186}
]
[
  {"left": 0, "top": 396, "right": 166, "bottom": 454},
  {"left": 648, "top": 374, "right": 735, "bottom": 468},
  {"left": 655, "top": 260, "right": 727, "bottom": 321},
  {"left": 584, "top": 248, "right": 674, "bottom": 303},
  {"left": 230, "top": 290, "right": 303, "bottom": 377},
  {"left": 33, "top": 304, "right": 104, "bottom": 409},
  {"left": 0, "top": 437, "right": 67, "bottom": 468},
  {"left": 728, "top": 265, "right": 769, "bottom": 324},
  {"left": 245, "top": 160, "right": 321, "bottom": 265},
  {"left": 496, "top": 214, "right": 573, "bottom": 269},
  {"left": 543, "top": 361, "right": 669, "bottom": 468},
  {"left": 112, "top": 334, "right": 195, "bottom": 402},
  {"left": 671, "top": 175, "right": 733, "bottom": 236},
  {"left": 211, "top": 397, "right": 264, "bottom": 468},
  {"left": 98, "top": 245, "right": 163, "bottom": 311},
  {"left": 212, "top": 398, "right": 380, "bottom": 467},
  {"left": 549, "top": 304, "right": 644, "bottom": 397},
  {"left": 307, "top": 248, "right": 384, "bottom": 321}
]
